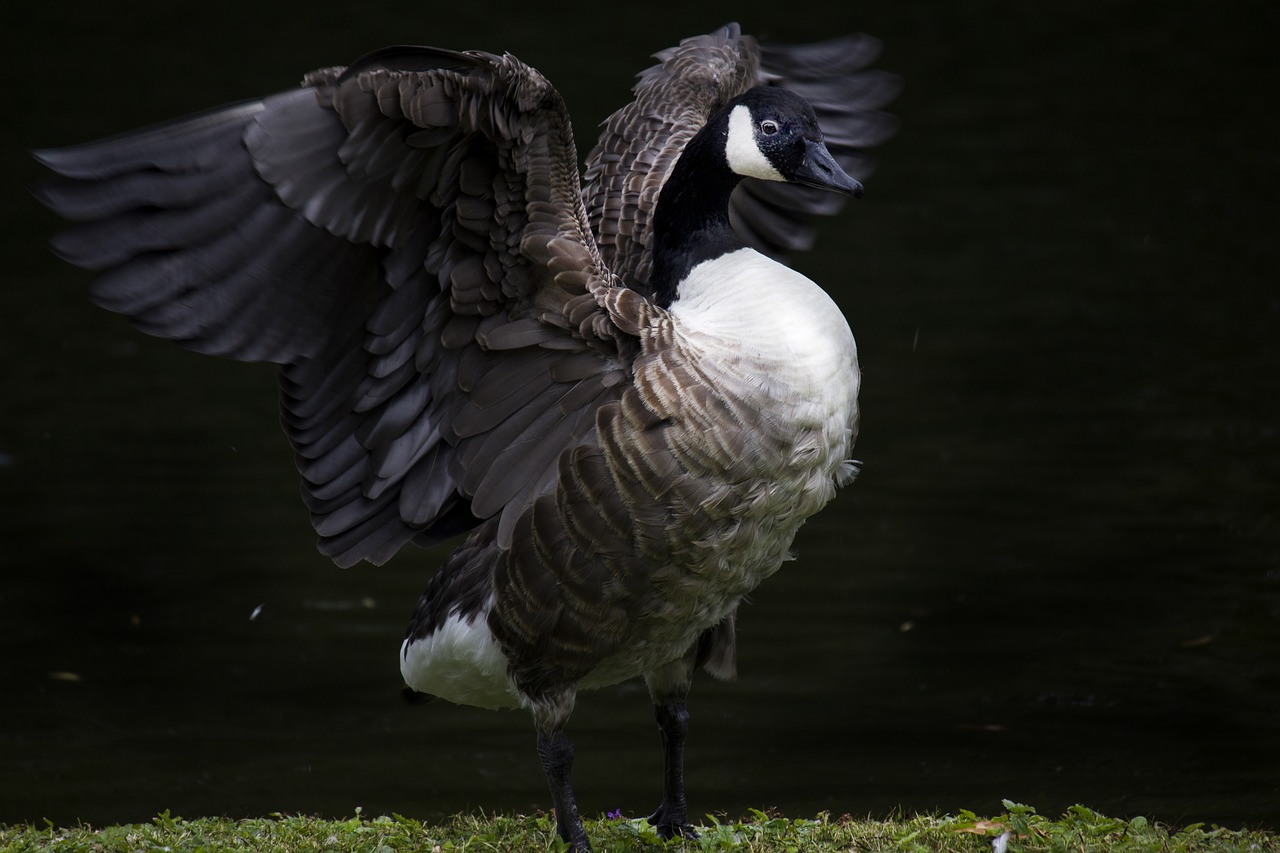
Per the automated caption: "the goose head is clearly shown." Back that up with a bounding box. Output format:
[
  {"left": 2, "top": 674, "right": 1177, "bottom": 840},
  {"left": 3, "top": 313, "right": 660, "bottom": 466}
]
[
  {"left": 650, "top": 86, "right": 862, "bottom": 307},
  {"left": 722, "top": 86, "right": 864, "bottom": 197}
]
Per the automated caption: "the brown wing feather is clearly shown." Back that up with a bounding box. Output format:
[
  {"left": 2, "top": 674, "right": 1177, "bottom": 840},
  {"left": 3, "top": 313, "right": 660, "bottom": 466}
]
[
  {"left": 33, "top": 46, "right": 638, "bottom": 568},
  {"left": 581, "top": 23, "right": 759, "bottom": 296}
]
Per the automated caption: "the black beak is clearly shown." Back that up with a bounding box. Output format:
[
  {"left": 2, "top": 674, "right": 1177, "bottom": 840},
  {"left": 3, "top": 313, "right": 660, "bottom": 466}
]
[{"left": 794, "top": 139, "right": 864, "bottom": 198}]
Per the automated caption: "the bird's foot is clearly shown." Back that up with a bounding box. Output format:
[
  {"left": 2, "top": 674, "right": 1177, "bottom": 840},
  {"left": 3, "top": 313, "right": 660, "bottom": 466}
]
[
  {"left": 553, "top": 811, "right": 592, "bottom": 851},
  {"left": 647, "top": 805, "right": 698, "bottom": 840}
]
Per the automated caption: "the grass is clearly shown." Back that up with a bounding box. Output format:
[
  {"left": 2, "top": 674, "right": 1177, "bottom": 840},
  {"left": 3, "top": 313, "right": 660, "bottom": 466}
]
[{"left": 2, "top": 803, "right": 1277, "bottom": 852}]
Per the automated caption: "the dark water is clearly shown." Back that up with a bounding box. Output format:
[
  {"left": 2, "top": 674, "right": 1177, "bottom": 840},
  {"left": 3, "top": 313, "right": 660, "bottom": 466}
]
[{"left": 3, "top": 0, "right": 1278, "bottom": 832}]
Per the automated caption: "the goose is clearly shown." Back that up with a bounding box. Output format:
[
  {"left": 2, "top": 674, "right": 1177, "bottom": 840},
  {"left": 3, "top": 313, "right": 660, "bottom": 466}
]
[{"left": 33, "top": 23, "right": 897, "bottom": 851}]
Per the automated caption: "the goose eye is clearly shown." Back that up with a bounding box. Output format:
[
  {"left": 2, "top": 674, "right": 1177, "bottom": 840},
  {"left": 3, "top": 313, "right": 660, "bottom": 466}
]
[{"left": 760, "top": 120, "right": 779, "bottom": 136}]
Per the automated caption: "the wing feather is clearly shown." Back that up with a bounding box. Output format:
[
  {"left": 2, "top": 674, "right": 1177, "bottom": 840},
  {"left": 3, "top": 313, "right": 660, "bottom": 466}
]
[{"left": 35, "top": 45, "right": 636, "bottom": 567}]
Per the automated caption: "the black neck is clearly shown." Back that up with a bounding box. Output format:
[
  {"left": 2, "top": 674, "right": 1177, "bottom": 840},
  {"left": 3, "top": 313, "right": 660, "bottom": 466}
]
[{"left": 649, "top": 129, "right": 747, "bottom": 308}]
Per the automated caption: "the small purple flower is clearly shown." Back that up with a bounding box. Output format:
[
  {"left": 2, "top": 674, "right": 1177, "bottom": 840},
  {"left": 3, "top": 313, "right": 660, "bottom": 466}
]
[{"left": 606, "top": 809, "right": 623, "bottom": 820}]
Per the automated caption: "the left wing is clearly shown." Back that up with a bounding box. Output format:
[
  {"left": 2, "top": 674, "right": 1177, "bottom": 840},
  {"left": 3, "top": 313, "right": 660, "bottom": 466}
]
[{"left": 34, "top": 47, "right": 642, "bottom": 566}]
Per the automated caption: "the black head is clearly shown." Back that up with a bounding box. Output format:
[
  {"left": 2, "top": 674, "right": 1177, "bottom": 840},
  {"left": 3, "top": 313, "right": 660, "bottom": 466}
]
[{"left": 720, "top": 86, "right": 863, "bottom": 197}]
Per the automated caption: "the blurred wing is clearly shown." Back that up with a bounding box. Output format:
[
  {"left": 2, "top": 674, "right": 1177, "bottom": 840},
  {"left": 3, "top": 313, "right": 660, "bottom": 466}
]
[
  {"left": 582, "top": 23, "right": 900, "bottom": 295},
  {"left": 34, "top": 46, "right": 640, "bottom": 567}
]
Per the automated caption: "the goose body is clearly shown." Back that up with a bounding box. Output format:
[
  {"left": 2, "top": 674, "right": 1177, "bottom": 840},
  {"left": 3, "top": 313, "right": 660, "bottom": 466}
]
[
  {"left": 403, "top": 245, "right": 859, "bottom": 711},
  {"left": 34, "top": 24, "right": 897, "bottom": 850},
  {"left": 399, "top": 244, "right": 860, "bottom": 701}
]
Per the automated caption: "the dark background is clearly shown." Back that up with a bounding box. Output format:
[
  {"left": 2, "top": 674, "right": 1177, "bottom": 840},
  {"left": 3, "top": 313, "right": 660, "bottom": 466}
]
[{"left": 2, "top": 0, "right": 1277, "bottom": 831}]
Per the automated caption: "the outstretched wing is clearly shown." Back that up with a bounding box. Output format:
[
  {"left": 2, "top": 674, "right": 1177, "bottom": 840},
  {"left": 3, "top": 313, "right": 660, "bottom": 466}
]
[
  {"left": 34, "top": 46, "right": 640, "bottom": 567},
  {"left": 582, "top": 22, "right": 900, "bottom": 295}
]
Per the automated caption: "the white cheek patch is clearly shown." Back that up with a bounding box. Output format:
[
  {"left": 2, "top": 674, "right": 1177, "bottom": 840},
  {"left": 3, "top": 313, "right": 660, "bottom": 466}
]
[{"left": 725, "top": 104, "right": 785, "bottom": 182}]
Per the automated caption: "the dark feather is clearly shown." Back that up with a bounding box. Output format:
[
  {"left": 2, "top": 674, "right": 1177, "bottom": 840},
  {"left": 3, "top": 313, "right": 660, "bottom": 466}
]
[{"left": 35, "top": 46, "right": 631, "bottom": 568}]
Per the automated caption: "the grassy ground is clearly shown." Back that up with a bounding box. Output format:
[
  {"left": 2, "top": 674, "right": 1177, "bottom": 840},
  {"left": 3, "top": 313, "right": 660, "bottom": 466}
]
[{"left": 2, "top": 803, "right": 1277, "bottom": 852}]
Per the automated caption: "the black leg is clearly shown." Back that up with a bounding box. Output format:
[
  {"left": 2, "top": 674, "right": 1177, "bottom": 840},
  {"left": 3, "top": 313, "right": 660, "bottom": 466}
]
[
  {"left": 536, "top": 728, "right": 591, "bottom": 851},
  {"left": 647, "top": 698, "right": 698, "bottom": 839}
]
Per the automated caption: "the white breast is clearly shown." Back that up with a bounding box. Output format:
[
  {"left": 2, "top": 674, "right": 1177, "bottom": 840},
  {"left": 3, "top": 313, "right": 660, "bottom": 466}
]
[{"left": 669, "top": 247, "right": 859, "bottom": 432}]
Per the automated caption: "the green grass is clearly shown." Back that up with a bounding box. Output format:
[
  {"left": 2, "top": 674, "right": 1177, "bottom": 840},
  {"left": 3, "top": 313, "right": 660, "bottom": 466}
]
[{"left": 2, "top": 803, "right": 1276, "bottom": 852}]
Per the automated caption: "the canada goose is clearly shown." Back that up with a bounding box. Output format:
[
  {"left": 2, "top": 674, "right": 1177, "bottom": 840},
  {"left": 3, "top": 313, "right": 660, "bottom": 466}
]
[{"left": 33, "top": 23, "right": 897, "bottom": 851}]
